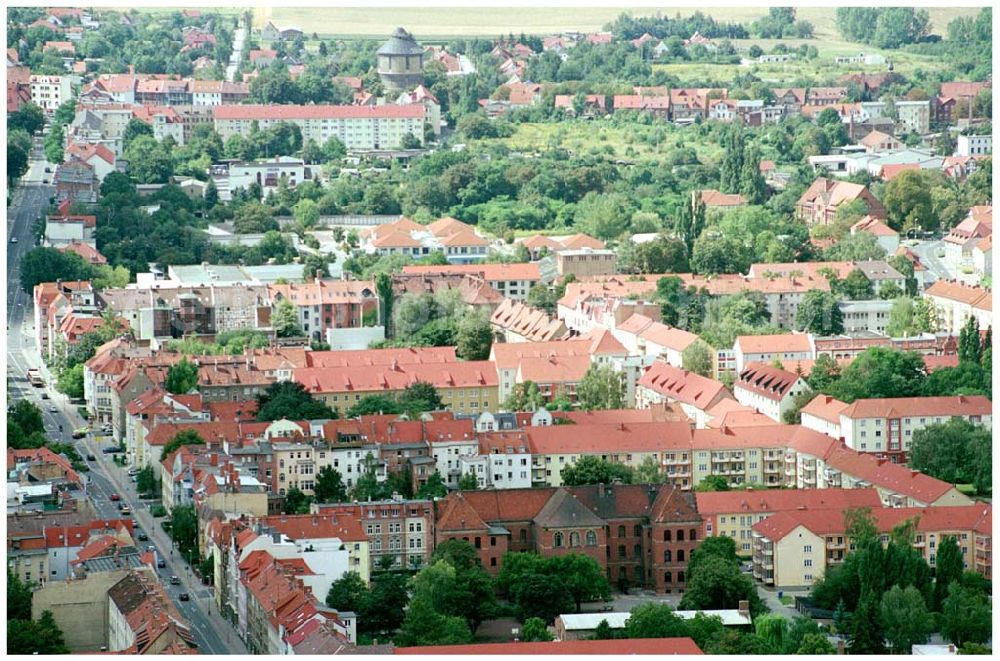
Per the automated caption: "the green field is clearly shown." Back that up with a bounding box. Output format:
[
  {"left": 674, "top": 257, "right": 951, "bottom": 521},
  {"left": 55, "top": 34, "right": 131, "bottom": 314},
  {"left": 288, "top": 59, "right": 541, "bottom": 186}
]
[
  {"left": 255, "top": 7, "right": 979, "bottom": 40},
  {"left": 472, "top": 119, "right": 723, "bottom": 164}
]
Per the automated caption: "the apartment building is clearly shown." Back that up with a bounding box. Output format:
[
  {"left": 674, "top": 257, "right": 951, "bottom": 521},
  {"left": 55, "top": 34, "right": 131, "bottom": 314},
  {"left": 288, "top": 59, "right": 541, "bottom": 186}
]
[
  {"left": 212, "top": 104, "right": 425, "bottom": 150},
  {"left": 924, "top": 280, "right": 992, "bottom": 335},
  {"left": 752, "top": 503, "right": 992, "bottom": 588},
  {"left": 313, "top": 498, "right": 435, "bottom": 572},
  {"left": 635, "top": 361, "right": 734, "bottom": 428},
  {"left": 400, "top": 263, "right": 542, "bottom": 301},
  {"left": 733, "top": 364, "right": 811, "bottom": 423},
  {"left": 800, "top": 394, "right": 992, "bottom": 462},
  {"left": 458, "top": 432, "right": 533, "bottom": 490},
  {"left": 795, "top": 178, "right": 886, "bottom": 225},
  {"left": 30, "top": 74, "right": 73, "bottom": 112},
  {"left": 696, "top": 487, "right": 882, "bottom": 556},
  {"left": 732, "top": 334, "right": 813, "bottom": 372},
  {"left": 361, "top": 216, "right": 489, "bottom": 264},
  {"left": 294, "top": 360, "right": 499, "bottom": 415},
  {"left": 268, "top": 278, "right": 379, "bottom": 343}
]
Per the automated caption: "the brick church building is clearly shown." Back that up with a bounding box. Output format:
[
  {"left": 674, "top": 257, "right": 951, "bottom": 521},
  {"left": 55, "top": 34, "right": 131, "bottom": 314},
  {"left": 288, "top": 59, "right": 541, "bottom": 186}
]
[{"left": 434, "top": 484, "right": 702, "bottom": 593}]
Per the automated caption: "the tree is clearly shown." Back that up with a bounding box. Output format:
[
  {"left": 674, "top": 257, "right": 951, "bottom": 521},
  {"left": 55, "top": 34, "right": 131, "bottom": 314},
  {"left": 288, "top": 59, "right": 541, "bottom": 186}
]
[
  {"left": 347, "top": 394, "right": 403, "bottom": 417},
  {"left": 680, "top": 554, "right": 766, "bottom": 617},
  {"left": 326, "top": 571, "right": 368, "bottom": 614},
  {"left": 576, "top": 364, "right": 625, "bottom": 410},
  {"left": 165, "top": 358, "right": 199, "bottom": 394},
  {"left": 549, "top": 553, "right": 612, "bottom": 612},
  {"left": 796, "top": 290, "right": 844, "bottom": 335},
  {"left": 836, "top": 268, "right": 874, "bottom": 300},
  {"left": 878, "top": 282, "right": 903, "bottom": 300},
  {"left": 573, "top": 192, "right": 633, "bottom": 240},
  {"left": 934, "top": 536, "right": 966, "bottom": 611},
  {"left": 7, "top": 610, "right": 69, "bottom": 655},
  {"left": 8, "top": 103, "right": 45, "bottom": 135},
  {"left": 283, "top": 487, "right": 311, "bottom": 514},
  {"left": 628, "top": 236, "right": 690, "bottom": 274},
  {"left": 160, "top": 429, "right": 205, "bottom": 461},
  {"left": 827, "top": 347, "right": 926, "bottom": 402},
  {"left": 739, "top": 144, "right": 766, "bottom": 205},
  {"left": 396, "top": 593, "right": 473, "bottom": 647},
  {"left": 940, "top": 583, "right": 992, "bottom": 647},
  {"left": 363, "top": 571, "right": 410, "bottom": 635},
  {"left": 124, "top": 135, "right": 175, "bottom": 184},
  {"left": 204, "top": 178, "right": 219, "bottom": 208},
  {"left": 7, "top": 568, "right": 33, "bottom": 620},
  {"left": 457, "top": 473, "right": 479, "bottom": 490},
  {"left": 171, "top": 504, "right": 199, "bottom": 561},
  {"left": 880, "top": 585, "right": 932, "bottom": 653},
  {"left": 314, "top": 466, "right": 348, "bottom": 503},
  {"left": 416, "top": 471, "right": 448, "bottom": 499},
  {"left": 20, "top": 247, "right": 94, "bottom": 293},
  {"left": 694, "top": 475, "right": 730, "bottom": 492},
  {"left": 456, "top": 310, "right": 492, "bottom": 360},
  {"left": 848, "top": 590, "right": 886, "bottom": 654},
  {"left": 293, "top": 198, "right": 320, "bottom": 229},
  {"left": 56, "top": 363, "right": 85, "bottom": 399},
  {"left": 122, "top": 117, "right": 154, "bottom": 151},
  {"left": 520, "top": 617, "right": 554, "bottom": 642},
  {"left": 398, "top": 381, "right": 443, "bottom": 413},
  {"left": 754, "top": 614, "right": 788, "bottom": 653},
  {"left": 958, "top": 315, "right": 982, "bottom": 365},
  {"left": 561, "top": 456, "right": 634, "bottom": 486},
  {"left": 272, "top": 299, "right": 303, "bottom": 338},
  {"left": 909, "top": 419, "right": 991, "bottom": 496},
  {"left": 233, "top": 202, "right": 279, "bottom": 233},
  {"left": 681, "top": 340, "right": 713, "bottom": 377},
  {"left": 624, "top": 603, "right": 689, "bottom": 639},
  {"left": 255, "top": 381, "right": 336, "bottom": 422},
  {"left": 796, "top": 633, "right": 836, "bottom": 654},
  {"left": 136, "top": 465, "right": 159, "bottom": 496},
  {"left": 882, "top": 169, "right": 937, "bottom": 232},
  {"left": 505, "top": 381, "right": 545, "bottom": 412},
  {"left": 375, "top": 272, "right": 394, "bottom": 335}
]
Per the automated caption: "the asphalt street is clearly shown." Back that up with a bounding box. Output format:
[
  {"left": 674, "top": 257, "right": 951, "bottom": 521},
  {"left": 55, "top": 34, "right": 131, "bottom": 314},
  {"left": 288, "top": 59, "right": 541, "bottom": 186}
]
[{"left": 6, "top": 142, "right": 245, "bottom": 654}]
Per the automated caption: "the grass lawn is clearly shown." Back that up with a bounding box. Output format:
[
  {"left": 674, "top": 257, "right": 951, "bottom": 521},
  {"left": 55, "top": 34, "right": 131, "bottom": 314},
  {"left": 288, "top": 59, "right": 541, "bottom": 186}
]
[
  {"left": 255, "top": 7, "right": 979, "bottom": 40},
  {"left": 473, "top": 119, "right": 724, "bottom": 165},
  {"left": 779, "top": 595, "right": 794, "bottom": 606}
]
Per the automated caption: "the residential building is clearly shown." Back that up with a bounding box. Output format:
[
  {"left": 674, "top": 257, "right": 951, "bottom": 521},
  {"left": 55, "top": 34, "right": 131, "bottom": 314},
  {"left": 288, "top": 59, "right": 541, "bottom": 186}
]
[
  {"left": 212, "top": 104, "right": 425, "bottom": 150},
  {"left": 635, "top": 361, "right": 734, "bottom": 428},
  {"left": 956, "top": 133, "right": 992, "bottom": 156},
  {"left": 851, "top": 215, "right": 900, "bottom": 254},
  {"left": 733, "top": 364, "right": 811, "bottom": 423},
  {"left": 895, "top": 100, "right": 931, "bottom": 134},
  {"left": 924, "top": 280, "right": 992, "bottom": 335},
  {"left": 796, "top": 178, "right": 886, "bottom": 225},
  {"left": 107, "top": 570, "right": 197, "bottom": 653},
  {"left": 361, "top": 216, "right": 489, "bottom": 264},
  {"left": 268, "top": 278, "right": 378, "bottom": 343},
  {"left": 44, "top": 213, "right": 97, "bottom": 248},
  {"left": 555, "top": 248, "right": 618, "bottom": 278},
  {"left": 696, "top": 488, "right": 882, "bottom": 556},
  {"left": 29, "top": 74, "right": 73, "bottom": 112},
  {"left": 752, "top": 503, "right": 992, "bottom": 588},
  {"left": 400, "top": 263, "right": 542, "bottom": 301},
  {"left": 733, "top": 334, "right": 813, "bottom": 372},
  {"left": 490, "top": 299, "right": 567, "bottom": 343},
  {"left": 313, "top": 498, "right": 434, "bottom": 572},
  {"left": 800, "top": 394, "right": 992, "bottom": 462}
]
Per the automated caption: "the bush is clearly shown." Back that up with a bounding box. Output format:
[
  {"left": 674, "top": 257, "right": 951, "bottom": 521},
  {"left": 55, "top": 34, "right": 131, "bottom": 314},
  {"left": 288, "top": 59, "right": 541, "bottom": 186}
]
[{"left": 151, "top": 504, "right": 167, "bottom": 518}]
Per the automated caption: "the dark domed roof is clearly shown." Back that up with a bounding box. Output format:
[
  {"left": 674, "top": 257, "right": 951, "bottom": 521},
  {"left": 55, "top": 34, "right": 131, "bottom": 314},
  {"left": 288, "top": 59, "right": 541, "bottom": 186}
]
[{"left": 377, "top": 27, "right": 424, "bottom": 56}]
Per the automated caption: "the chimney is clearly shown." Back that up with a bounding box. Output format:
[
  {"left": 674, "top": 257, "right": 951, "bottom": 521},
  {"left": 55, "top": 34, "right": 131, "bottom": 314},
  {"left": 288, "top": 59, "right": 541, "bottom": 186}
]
[{"left": 738, "top": 600, "right": 750, "bottom": 617}]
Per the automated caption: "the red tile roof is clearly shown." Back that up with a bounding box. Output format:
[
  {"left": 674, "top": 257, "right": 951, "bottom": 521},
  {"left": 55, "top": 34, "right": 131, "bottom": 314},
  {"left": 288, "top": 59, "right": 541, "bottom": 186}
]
[
  {"left": 305, "top": 346, "right": 456, "bottom": 368},
  {"left": 261, "top": 514, "right": 366, "bottom": 542},
  {"left": 735, "top": 364, "right": 803, "bottom": 402},
  {"left": 295, "top": 360, "right": 497, "bottom": 393},
  {"left": 637, "top": 361, "right": 733, "bottom": 410},
  {"left": 527, "top": 421, "right": 693, "bottom": 455},
  {"left": 735, "top": 333, "right": 812, "bottom": 355},
  {"left": 800, "top": 394, "right": 849, "bottom": 424},
  {"left": 696, "top": 487, "right": 881, "bottom": 515},
  {"left": 839, "top": 395, "right": 991, "bottom": 419},
  {"left": 400, "top": 263, "right": 541, "bottom": 282},
  {"left": 213, "top": 104, "right": 424, "bottom": 121}
]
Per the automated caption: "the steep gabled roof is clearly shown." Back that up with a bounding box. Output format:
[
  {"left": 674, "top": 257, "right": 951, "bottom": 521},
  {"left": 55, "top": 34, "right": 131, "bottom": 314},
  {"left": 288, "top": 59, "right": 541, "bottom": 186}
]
[{"left": 533, "top": 488, "right": 605, "bottom": 529}]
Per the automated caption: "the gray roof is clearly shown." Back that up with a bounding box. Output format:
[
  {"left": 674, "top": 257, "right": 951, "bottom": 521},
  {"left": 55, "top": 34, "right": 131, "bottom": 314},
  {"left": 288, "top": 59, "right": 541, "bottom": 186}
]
[
  {"left": 377, "top": 27, "right": 423, "bottom": 56},
  {"left": 533, "top": 488, "right": 604, "bottom": 529},
  {"left": 854, "top": 260, "right": 904, "bottom": 281}
]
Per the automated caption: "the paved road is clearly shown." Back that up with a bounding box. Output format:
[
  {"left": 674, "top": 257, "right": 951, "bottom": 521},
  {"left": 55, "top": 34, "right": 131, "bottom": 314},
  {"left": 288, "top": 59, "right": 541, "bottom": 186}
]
[{"left": 6, "top": 147, "right": 246, "bottom": 655}]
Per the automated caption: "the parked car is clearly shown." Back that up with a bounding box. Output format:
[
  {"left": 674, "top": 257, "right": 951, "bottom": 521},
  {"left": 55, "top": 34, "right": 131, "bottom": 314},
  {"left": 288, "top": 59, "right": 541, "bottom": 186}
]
[
  {"left": 102, "top": 447, "right": 119, "bottom": 454},
  {"left": 178, "top": 593, "right": 190, "bottom": 601},
  {"left": 40, "top": 391, "right": 49, "bottom": 399},
  {"left": 109, "top": 493, "right": 120, "bottom": 501},
  {"left": 121, "top": 506, "right": 131, "bottom": 515},
  {"left": 10, "top": 237, "right": 17, "bottom": 244},
  {"left": 137, "top": 531, "right": 148, "bottom": 541},
  {"left": 72, "top": 428, "right": 88, "bottom": 439},
  {"left": 86, "top": 454, "right": 96, "bottom": 461},
  {"left": 157, "top": 559, "right": 166, "bottom": 568},
  {"left": 170, "top": 576, "right": 181, "bottom": 585}
]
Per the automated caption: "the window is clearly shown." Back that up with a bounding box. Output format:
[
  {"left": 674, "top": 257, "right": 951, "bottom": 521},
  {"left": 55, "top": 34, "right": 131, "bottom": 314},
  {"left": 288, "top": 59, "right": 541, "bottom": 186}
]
[
  {"left": 618, "top": 525, "right": 626, "bottom": 538},
  {"left": 586, "top": 530, "right": 597, "bottom": 546},
  {"left": 634, "top": 543, "right": 642, "bottom": 558},
  {"left": 490, "top": 557, "right": 497, "bottom": 567},
  {"left": 570, "top": 532, "right": 581, "bottom": 547},
  {"left": 664, "top": 530, "right": 672, "bottom": 542},
  {"left": 664, "top": 550, "right": 671, "bottom": 562},
  {"left": 804, "top": 559, "right": 813, "bottom": 567},
  {"left": 677, "top": 529, "right": 685, "bottom": 541},
  {"left": 804, "top": 545, "right": 812, "bottom": 553},
  {"left": 677, "top": 571, "right": 685, "bottom": 583},
  {"left": 519, "top": 529, "right": 527, "bottom": 543},
  {"left": 664, "top": 571, "right": 672, "bottom": 584},
  {"left": 554, "top": 532, "right": 564, "bottom": 547},
  {"left": 677, "top": 549, "right": 685, "bottom": 562},
  {"left": 619, "top": 544, "right": 627, "bottom": 559},
  {"left": 690, "top": 529, "right": 697, "bottom": 541},
  {"left": 634, "top": 525, "right": 642, "bottom": 537}
]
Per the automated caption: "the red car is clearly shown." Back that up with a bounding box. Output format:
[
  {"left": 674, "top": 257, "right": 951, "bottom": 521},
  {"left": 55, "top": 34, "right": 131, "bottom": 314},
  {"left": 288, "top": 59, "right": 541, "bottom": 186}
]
[{"left": 110, "top": 493, "right": 121, "bottom": 502}]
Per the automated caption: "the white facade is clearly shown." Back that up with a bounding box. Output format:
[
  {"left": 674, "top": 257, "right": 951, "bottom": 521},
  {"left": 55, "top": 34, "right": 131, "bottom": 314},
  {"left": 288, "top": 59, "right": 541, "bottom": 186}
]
[
  {"left": 429, "top": 439, "right": 480, "bottom": 487},
  {"left": 956, "top": 134, "right": 992, "bottom": 157},
  {"left": 459, "top": 450, "right": 533, "bottom": 490},
  {"left": 44, "top": 218, "right": 94, "bottom": 247},
  {"left": 30, "top": 75, "right": 72, "bottom": 112},
  {"left": 895, "top": 101, "right": 930, "bottom": 135},
  {"left": 733, "top": 377, "right": 810, "bottom": 423},
  {"left": 841, "top": 408, "right": 991, "bottom": 456},
  {"left": 839, "top": 299, "right": 893, "bottom": 335}
]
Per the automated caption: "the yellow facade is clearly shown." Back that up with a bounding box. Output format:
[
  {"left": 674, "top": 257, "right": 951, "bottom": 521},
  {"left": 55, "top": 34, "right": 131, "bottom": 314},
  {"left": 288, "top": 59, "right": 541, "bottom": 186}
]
[{"left": 321, "top": 385, "right": 499, "bottom": 416}]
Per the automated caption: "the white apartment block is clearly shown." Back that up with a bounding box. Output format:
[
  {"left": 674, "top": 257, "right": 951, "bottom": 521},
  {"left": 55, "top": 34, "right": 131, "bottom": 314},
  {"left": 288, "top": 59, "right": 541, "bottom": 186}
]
[
  {"left": 956, "top": 134, "right": 992, "bottom": 157},
  {"left": 839, "top": 299, "right": 893, "bottom": 335},
  {"left": 30, "top": 75, "right": 73, "bottom": 112},
  {"left": 212, "top": 104, "right": 425, "bottom": 151}
]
